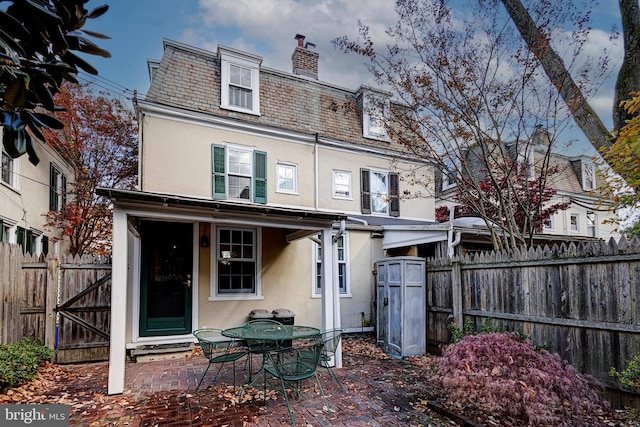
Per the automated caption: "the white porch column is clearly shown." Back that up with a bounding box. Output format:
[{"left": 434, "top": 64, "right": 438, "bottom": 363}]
[
  {"left": 320, "top": 227, "right": 342, "bottom": 368},
  {"left": 108, "top": 208, "right": 128, "bottom": 395}
]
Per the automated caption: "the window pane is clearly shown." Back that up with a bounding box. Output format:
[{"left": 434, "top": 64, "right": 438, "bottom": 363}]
[
  {"left": 228, "top": 176, "right": 251, "bottom": 199},
  {"left": 229, "top": 86, "right": 252, "bottom": 109},
  {"left": 278, "top": 164, "right": 295, "bottom": 191},
  {"left": 371, "top": 171, "right": 388, "bottom": 214},
  {"left": 333, "top": 171, "right": 350, "bottom": 197},
  {"left": 228, "top": 149, "right": 251, "bottom": 175},
  {"left": 338, "top": 264, "right": 346, "bottom": 292},
  {"left": 1, "top": 152, "right": 12, "bottom": 185}
]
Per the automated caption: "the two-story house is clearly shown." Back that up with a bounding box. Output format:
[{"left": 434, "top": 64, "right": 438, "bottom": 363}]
[
  {"left": 1, "top": 135, "right": 73, "bottom": 256},
  {"left": 101, "top": 36, "right": 446, "bottom": 394},
  {"left": 435, "top": 129, "right": 620, "bottom": 253}
]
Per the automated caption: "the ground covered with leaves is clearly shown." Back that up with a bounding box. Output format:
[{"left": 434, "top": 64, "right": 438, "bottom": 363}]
[{"left": 0, "top": 335, "right": 637, "bottom": 426}]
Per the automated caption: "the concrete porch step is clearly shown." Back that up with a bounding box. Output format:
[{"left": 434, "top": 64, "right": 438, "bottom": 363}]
[{"left": 130, "top": 342, "right": 197, "bottom": 362}]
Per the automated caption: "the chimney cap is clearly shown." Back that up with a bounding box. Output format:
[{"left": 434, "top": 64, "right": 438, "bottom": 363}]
[
  {"left": 295, "top": 34, "right": 306, "bottom": 40},
  {"left": 305, "top": 42, "right": 316, "bottom": 50}
]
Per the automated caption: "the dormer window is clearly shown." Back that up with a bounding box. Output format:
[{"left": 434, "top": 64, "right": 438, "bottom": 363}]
[
  {"left": 581, "top": 160, "right": 596, "bottom": 191},
  {"left": 442, "top": 158, "right": 458, "bottom": 191},
  {"left": 517, "top": 148, "right": 534, "bottom": 180},
  {"left": 219, "top": 46, "right": 262, "bottom": 115},
  {"left": 360, "top": 88, "right": 390, "bottom": 141}
]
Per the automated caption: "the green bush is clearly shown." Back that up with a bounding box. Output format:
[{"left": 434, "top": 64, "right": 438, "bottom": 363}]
[
  {"left": 611, "top": 353, "right": 640, "bottom": 390},
  {"left": 0, "top": 338, "right": 53, "bottom": 391}
]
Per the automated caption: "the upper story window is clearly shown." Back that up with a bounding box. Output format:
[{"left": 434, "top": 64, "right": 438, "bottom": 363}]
[
  {"left": 276, "top": 162, "right": 297, "bottom": 194},
  {"left": 0, "top": 150, "right": 16, "bottom": 187},
  {"left": 218, "top": 46, "right": 262, "bottom": 116},
  {"left": 582, "top": 160, "right": 596, "bottom": 191},
  {"left": 586, "top": 211, "right": 597, "bottom": 237},
  {"left": 333, "top": 170, "right": 352, "bottom": 199},
  {"left": 441, "top": 159, "right": 458, "bottom": 191},
  {"left": 361, "top": 88, "right": 390, "bottom": 141},
  {"left": 360, "top": 168, "right": 399, "bottom": 217},
  {"left": 212, "top": 144, "right": 267, "bottom": 203},
  {"left": 49, "top": 163, "right": 66, "bottom": 211},
  {"left": 570, "top": 213, "right": 579, "bottom": 232},
  {"left": 517, "top": 148, "right": 535, "bottom": 180}
]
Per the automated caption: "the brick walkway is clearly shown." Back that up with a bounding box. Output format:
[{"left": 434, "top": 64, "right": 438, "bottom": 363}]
[{"left": 51, "top": 343, "right": 464, "bottom": 426}]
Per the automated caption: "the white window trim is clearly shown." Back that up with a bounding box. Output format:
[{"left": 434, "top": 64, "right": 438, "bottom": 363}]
[
  {"left": 209, "top": 226, "right": 263, "bottom": 301},
  {"left": 311, "top": 232, "right": 351, "bottom": 298},
  {"left": 332, "top": 169, "right": 352, "bottom": 200},
  {"left": 226, "top": 144, "right": 254, "bottom": 202},
  {"left": 441, "top": 170, "right": 457, "bottom": 191},
  {"left": 362, "top": 91, "right": 390, "bottom": 141},
  {"left": 0, "top": 217, "right": 17, "bottom": 244},
  {"left": 586, "top": 211, "right": 597, "bottom": 238},
  {"left": 581, "top": 160, "right": 596, "bottom": 191},
  {"left": 276, "top": 162, "right": 298, "bottom": 195},
  {"left": 369, "top": 168, "right": 389, "bottom": 216},
  {"left": 543, "top": 215, "right": 554, "bottom": 230},
  {"left": 219, "top": 46, "right": 261, "bottom": 116},
  {"left": 1, "top": 149, "right": 19, "bottom": 191},
  {"left": 569, "top": 213, "right": 579, "bottom": 233}
]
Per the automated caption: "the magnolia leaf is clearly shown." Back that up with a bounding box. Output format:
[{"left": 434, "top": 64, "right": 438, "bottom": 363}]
[
  {"left": 81, "top": 28, "right": 111, "bottom": 40},
  {"left": 87, "top": 4, "right": 109, "bottom": 20},
  {"left": 62, "top": 51, "right": 98, "bottom": 75},
  {"left": 4, "top": 78, "right": 28, "bottom": 107}
]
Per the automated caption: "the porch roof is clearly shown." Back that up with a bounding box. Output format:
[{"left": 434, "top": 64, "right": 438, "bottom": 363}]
[{"left": 97, "top": 188, "right": 347, "bottom": 225}]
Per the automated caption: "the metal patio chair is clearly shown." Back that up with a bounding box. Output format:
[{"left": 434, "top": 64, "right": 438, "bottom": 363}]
[
  {"left": 193, "top": 328, "right": 248, "bottom": 391},
  {"left": 299, "top": 328, "right": 344, "bottom": 391},
  {"left": 243, "top": 319, "right": 283, "bottom": 379},
  {"left": 263, "top": 338, "right": 330, "bottom": 426}
]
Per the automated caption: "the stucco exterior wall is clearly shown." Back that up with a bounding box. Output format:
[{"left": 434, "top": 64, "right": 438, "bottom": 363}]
[{"left": 1, "top": 138, "right": 73, "bottom": 255}]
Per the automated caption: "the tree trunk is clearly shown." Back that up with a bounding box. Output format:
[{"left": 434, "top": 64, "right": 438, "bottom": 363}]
[
  {"left": 614, "top": 0, "right": 640, "bottom": 132},
  {"left": 500, "top": 0, "right": 613, "bottom": 151}
]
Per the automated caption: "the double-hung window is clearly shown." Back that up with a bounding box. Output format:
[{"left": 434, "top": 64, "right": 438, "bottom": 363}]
[
  {"left": 276, "top": 162, "right": 297, "bottom": 194},
  {"left": 360, "top": 168, "right": 399, "bottom": 216},
  {"left": 216, "top": 227, "right": 257, "bottom": 295},
  {"left": 570, "top": 214, "right": 579, "bottom": 232},
  {"left": 587, "top": 211, "right": 597, "bottom": 237},
  {"left": 314, "top": 233, "right": 349, "bottom": 296},
  {"left": 582, "top": 160, "right": 596, "bottom": 191},
  {"left": 212, "top": 144, "right": 267, "bottom": 203},
  {"left": 49, "top": 163, "right": 66, "bottom": 211},
  {"left": 333, "top": 170, "right": 352, "bottom": 199},
  {"left": 361, "top": 88, "right": 390, "bottom": 141},
  {"left": 2, "top": 149, "right": 15, "bottom": 188},
  {"left": 219, "top": 46, "right": 261, "bottom": 115}
]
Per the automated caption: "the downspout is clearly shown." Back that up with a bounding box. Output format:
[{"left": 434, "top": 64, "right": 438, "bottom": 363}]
[{"left": 314, "top": 133, "right": 319, "bottom": 210}]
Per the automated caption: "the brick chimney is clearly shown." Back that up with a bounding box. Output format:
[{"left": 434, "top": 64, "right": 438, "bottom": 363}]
[{"left": 292, "top": 34, "right": 319, "bottom": 79}]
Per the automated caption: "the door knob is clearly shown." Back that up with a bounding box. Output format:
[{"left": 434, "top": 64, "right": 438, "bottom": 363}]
[{"left": 184, "top": 274, "right": 192, "bottom": 287}]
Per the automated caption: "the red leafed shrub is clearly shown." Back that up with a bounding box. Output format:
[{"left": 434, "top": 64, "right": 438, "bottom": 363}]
[{"left": 436, "top": 332, "right": 615, "bottom": 426}]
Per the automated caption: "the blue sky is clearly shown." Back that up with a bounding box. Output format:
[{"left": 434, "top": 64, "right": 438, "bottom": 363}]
[{"left": 80, "top": 0, "right": 623, "bottom": 156}]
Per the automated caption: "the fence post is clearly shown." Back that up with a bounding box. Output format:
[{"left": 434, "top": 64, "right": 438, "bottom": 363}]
[
  {"left": 45, "top": 258, "right": 59, "bottom": 354},
  {"left": 451, "top": 260, "right": 463, "bottom": 329}
]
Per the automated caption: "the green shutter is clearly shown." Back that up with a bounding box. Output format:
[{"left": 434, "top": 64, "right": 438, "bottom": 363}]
[
  {"left": 42, "top": 236, "right": 49, "bottom": 256},
  {"left": 49, "top": 163, "right": 56, "bottom": 211},
  {"left": 211, "top": 144, "right": 226, "bottom": 199},
  {"left": 254, "top": 150, "right": 267, "bottom": 204},
  {"left": 389, "top": 172, "right": 400, "bottom": 217},
  {"left": 61, "top": 174, "right": 67, "bottom": 207},
  {"left": 0, "top": 219, "right": 4, "bottom": 243},
  {"left": 16, "top": 226, "right": 25, "bottom": 254},
  {"left": 360, "top": 168, "right": 371, "bottom": 214}
]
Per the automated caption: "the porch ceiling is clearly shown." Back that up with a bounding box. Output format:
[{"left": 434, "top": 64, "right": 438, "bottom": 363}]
[{"left": 97, "top": 188, "right": 346, "bottom": 228}]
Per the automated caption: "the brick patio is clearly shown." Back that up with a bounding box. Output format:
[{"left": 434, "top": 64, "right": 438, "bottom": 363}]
[{"left": 53, "top": 339, "right": 464, "bottom": 426}]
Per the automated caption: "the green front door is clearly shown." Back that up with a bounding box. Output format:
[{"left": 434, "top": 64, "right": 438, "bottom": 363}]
[{"left": 140, "top": 220, "right": 193, "bottom": 336}]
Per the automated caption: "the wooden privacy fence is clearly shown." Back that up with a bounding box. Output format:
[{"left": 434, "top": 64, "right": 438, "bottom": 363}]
[
  {"left": 426, "top": 236, "right": 640, "bottom": 400},
  {"left": 0, "top": 243, "right": 111, "bottom": 363}
]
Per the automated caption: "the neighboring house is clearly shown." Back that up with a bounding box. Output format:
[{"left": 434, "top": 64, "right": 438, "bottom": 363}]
[
  {"left": 435, "top": 132, "right": 620, "bottom": 254},
  {"left": 102, "top": 36, "right": 446, "bottom": 394},
  {"left": 1, "top": 134, "right": 73, "bottom": 256}
]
